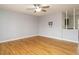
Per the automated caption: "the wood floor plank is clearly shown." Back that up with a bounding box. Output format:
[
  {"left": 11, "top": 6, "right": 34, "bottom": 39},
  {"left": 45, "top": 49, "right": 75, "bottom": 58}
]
[{"left": 0, "top": 36, "right": 78, "bottom": 55}]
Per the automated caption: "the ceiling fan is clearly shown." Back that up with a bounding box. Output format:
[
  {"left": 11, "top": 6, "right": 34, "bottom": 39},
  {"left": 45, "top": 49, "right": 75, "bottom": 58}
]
[{"left": 26, "top": 4, "right": 50, "bottom": 13}]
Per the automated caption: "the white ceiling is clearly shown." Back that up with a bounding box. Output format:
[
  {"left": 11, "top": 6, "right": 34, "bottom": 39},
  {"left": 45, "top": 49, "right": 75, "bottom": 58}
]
[{"left": 0, "top": 4, "right": 79, "bottom": 16}]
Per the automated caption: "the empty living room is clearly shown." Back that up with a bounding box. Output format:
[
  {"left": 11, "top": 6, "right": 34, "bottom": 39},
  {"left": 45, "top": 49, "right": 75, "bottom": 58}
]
[{"left": 0, "top": 4, "right": 79, "bottom": 55}]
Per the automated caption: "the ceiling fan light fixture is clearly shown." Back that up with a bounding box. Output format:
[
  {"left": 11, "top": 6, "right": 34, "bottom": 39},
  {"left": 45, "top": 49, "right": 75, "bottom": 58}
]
[{"left": 35, "top": 7, "right": 42, "bottom": 12}]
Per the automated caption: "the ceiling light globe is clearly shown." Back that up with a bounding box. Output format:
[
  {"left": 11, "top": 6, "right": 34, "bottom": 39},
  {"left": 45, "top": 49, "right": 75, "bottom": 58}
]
[{"left": 35, "top": 8, "right": 41, "bottom": 12}]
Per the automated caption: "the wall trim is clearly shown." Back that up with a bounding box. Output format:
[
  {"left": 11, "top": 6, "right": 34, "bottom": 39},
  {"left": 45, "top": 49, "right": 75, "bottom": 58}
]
[
  {"left": 0, "top": 35, "right": 78, "bottom": 44},
  {"left": 39, "top": 35, "right": 78, "bottom": 43},
  {"left": 0, "top": 35, "right": 37, "bottom": 43}
]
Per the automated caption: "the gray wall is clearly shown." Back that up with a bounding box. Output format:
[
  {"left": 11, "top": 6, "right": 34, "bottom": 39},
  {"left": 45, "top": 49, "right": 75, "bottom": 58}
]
[
  {"left": 0, "top": 10, "right": 78, "bottom": 43},
  {"left": 38, "top": 12, "right": 78, "bottom": 43},
  {"left": 38, "top": 12, "right": 62, "bottom": 39},
  {"left": 0, "top": 10, "right": 37, "bottom": 41}
]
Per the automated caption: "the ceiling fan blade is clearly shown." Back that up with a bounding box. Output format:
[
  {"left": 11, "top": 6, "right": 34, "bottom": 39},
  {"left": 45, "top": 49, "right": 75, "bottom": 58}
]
[
  {"left": 42, "top": 9, "right": 47, "bottom": 12},
  {"left": 42, "top": 6, "right": 50, "bottom": 8}
]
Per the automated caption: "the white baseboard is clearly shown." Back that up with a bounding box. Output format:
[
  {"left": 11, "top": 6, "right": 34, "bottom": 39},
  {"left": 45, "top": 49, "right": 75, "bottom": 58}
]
[
  {"left": 39, "top": 35, "right": 78, "bottom": 43},
  {"left": 0, "top": 35, "right": 78, "bottom": 44},
  {"left": 0, "top": 35, "right": 37, "bottom": 43}
]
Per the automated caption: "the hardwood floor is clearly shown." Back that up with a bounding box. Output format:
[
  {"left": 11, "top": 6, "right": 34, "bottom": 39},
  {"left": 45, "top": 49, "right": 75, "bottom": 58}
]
[{"left": 0, "top": 36, "right": 78, "bottom": 55}]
